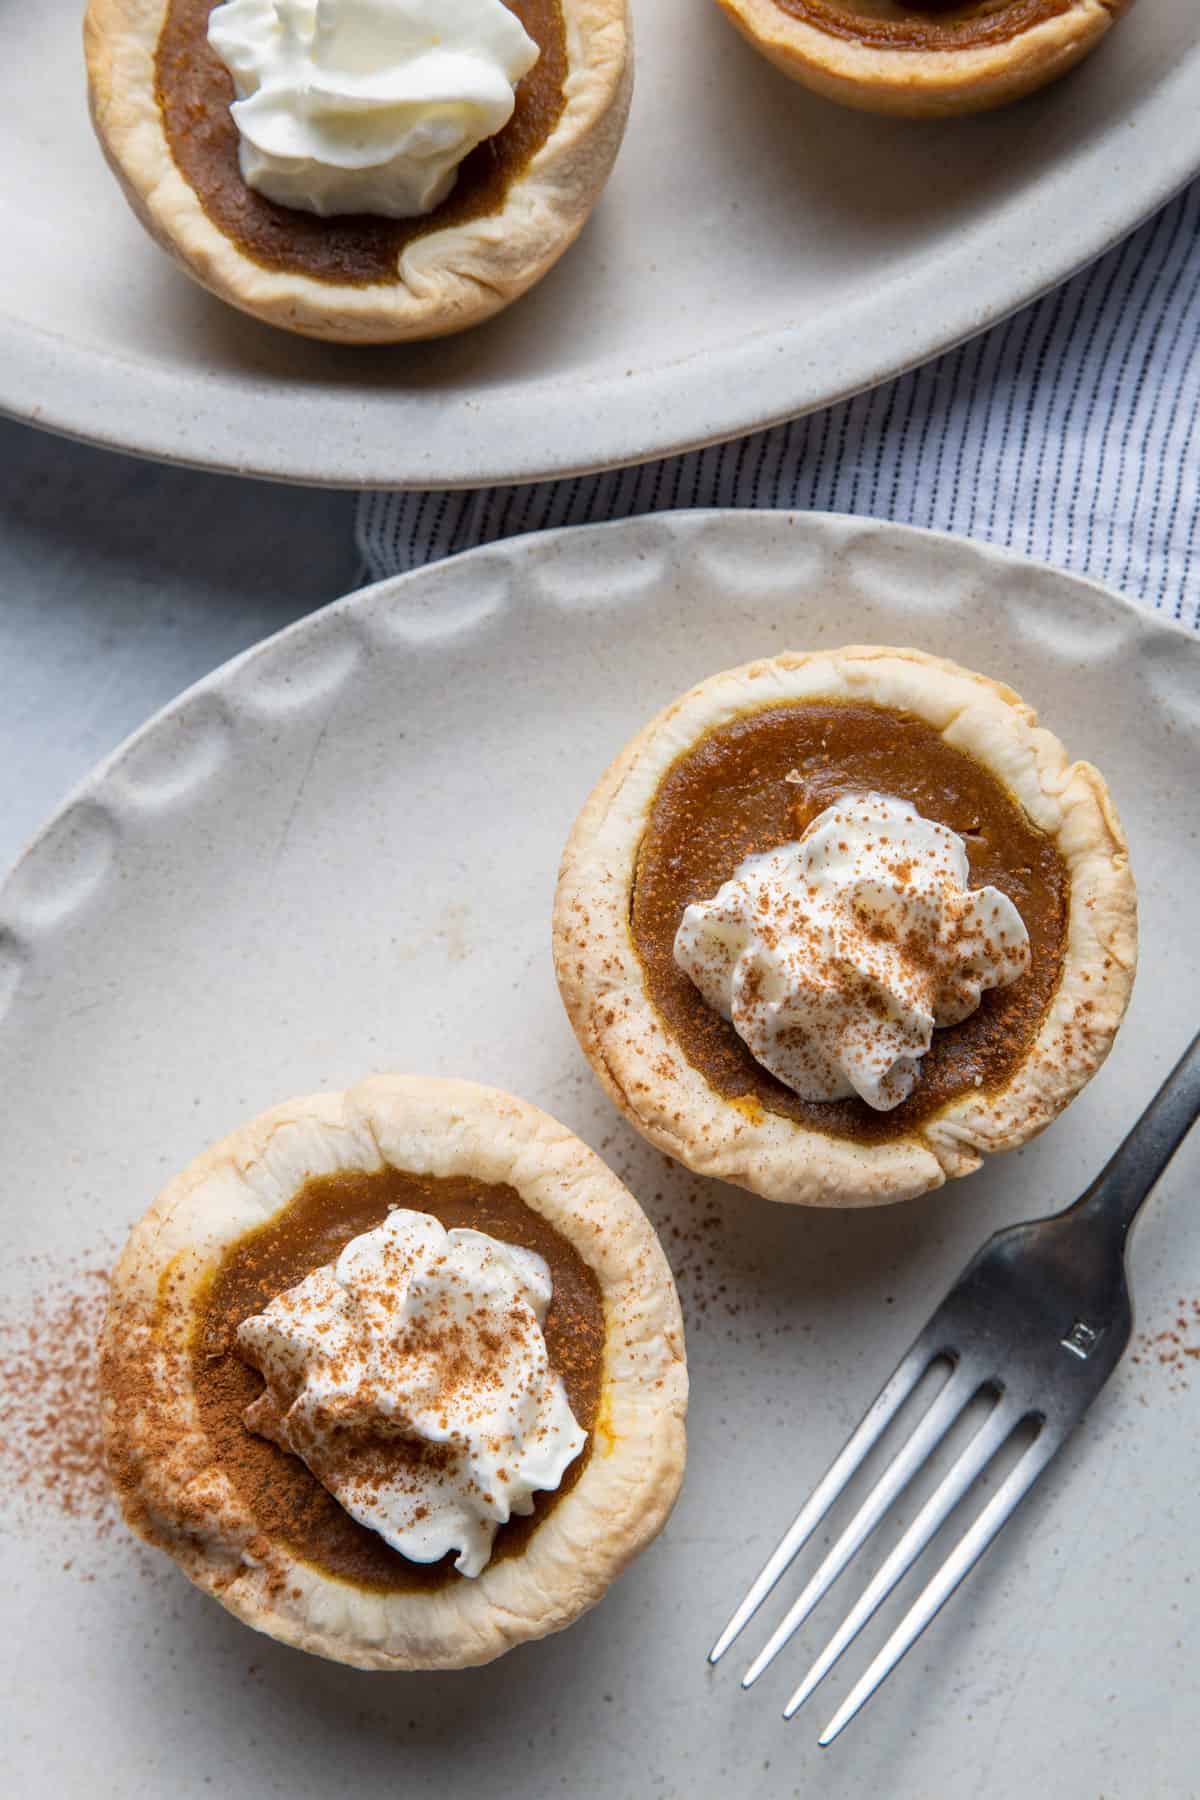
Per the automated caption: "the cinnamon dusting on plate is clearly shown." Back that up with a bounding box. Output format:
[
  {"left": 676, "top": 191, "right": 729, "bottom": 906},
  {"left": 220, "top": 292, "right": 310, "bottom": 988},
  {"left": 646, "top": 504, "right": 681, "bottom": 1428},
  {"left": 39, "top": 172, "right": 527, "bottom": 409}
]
[{"left": 0, "top": 1261, "right": 115, "bottom": 1539}]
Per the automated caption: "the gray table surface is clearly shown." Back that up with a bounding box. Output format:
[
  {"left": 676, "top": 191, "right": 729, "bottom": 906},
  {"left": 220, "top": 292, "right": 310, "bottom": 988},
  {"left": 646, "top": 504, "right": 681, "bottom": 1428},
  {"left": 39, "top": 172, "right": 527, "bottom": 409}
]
[{"left": 1, "top": 416, "right": 360, "bottom": 873}]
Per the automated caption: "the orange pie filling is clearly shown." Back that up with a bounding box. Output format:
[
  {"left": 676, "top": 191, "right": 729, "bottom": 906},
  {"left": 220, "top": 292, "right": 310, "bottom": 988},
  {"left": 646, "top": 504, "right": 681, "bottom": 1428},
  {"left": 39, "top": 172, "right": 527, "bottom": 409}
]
[
  {"left": 630, "top": 701, "right": 1069, "bottom": 1146},
  {"left": 190, "top": 1168, "right": 605, "bottom": 1592},
  {"left": 155, "top": 0, "right": 568, "bottom": 285},
  {"left": 765, "top": 0, "right": 1078, "bottom": 51}
]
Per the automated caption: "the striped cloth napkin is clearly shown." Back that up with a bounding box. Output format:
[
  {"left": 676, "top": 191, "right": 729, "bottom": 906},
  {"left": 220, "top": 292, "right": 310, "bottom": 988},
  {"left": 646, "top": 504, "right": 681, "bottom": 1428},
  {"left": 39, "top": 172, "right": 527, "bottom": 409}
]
[{"left": 358, "top": 179, "right": 1200, "bottom": 633}]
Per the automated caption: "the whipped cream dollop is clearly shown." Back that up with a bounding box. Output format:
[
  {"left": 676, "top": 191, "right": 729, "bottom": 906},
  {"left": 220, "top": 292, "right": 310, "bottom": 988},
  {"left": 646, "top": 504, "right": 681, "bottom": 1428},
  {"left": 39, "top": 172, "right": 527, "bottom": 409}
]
[
  {"left": 237, "top": 1207, "right": 586, "bottom": 1576},
  {"left": 207, "top": 0, "right": 540, "bottom": 219},
  {"left": 674, "top": 792, "right": 1031, "bottom": 1112}
]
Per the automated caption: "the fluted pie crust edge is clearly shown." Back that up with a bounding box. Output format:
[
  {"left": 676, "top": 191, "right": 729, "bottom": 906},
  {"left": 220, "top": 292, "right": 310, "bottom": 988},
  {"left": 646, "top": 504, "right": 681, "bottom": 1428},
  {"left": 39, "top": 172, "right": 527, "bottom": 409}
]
[
  {"left": 553, "top": 647, "right": 1137, "bottom": 1208},
  {"left": 83, "top": 0, "right": 631, "bottom": 341},
  {"left": 713, "top": 0, "right": 1131, "bottom": 118},
  {"left": 101, "top": 1077, "right": 687, "bottom": 1669}
]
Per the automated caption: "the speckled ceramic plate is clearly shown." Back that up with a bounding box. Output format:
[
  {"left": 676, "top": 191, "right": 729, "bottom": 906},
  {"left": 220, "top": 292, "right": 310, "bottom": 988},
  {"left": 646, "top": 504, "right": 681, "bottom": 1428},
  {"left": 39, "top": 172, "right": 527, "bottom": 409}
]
[
  {"left": 2, "top": 3, "right": 1200, "bottom": 485},
  {"left": 2, "top": 514, "right": 1198, "bottom": 1797}
]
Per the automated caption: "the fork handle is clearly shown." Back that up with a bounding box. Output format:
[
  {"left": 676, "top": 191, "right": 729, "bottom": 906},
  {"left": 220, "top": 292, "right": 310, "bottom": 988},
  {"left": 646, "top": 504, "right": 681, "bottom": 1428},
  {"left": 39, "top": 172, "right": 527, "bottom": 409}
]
[{"left": 1069, "top": 1030, "right": 1200, "bottom": 1241}]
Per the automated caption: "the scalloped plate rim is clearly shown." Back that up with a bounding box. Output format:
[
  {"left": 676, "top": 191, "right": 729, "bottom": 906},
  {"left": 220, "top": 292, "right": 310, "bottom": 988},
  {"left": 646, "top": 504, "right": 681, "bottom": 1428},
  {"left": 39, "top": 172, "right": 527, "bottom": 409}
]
[{"left": 1, "top": 510, "right": 1195, "bottom": 910}]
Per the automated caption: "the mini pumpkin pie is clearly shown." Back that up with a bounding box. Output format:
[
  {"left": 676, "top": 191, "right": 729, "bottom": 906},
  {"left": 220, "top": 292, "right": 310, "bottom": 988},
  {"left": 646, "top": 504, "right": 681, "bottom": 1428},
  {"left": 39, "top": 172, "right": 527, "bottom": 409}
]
[
  {"left": 101, "top": 1076, "right": 687, "bottom": 1668},
  {"left": 83, "top": 0, "right": 632, "bottom": 341},
  {"left": 713, "top": 1, "right": 1132, "bottom": 118},
  {"left": 554, "top": 647, "right": 1137, "bottom": 1208}
]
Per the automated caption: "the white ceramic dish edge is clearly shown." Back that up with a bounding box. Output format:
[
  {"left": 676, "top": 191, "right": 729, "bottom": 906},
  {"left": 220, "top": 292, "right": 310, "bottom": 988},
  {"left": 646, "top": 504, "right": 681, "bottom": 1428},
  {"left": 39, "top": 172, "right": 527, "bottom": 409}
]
[
  {"left": 2, "top": 29, "right": 1198, "bottom": 488},
  {"left": 3, "top": 512, "right": 1200, "bottom": 1800},
  {"left": 1, "top": 510, "right": 1193, "bottom": 944}
]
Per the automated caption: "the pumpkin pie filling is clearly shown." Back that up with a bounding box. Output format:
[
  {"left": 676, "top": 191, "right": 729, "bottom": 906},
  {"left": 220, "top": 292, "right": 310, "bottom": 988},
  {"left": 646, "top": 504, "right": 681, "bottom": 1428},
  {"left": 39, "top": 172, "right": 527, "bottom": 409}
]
[
  {"left": 156, "top": 0, "right": 568, "bottom": 286},
  {"left": 192, "top": 1168, "right": 604, "bottom": 1593},
  {"left": 766, "top": 0, "right": 1077, "bottom": 51},
  {"left": 630, "top": 701, "right": 1069, "bottom": 1146}
]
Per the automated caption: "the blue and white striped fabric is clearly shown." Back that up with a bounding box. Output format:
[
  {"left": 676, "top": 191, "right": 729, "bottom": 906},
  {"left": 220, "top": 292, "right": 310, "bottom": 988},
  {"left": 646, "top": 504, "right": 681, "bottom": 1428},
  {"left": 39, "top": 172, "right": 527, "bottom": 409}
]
[{"left": 358, "top": 179, "right": 1200, "bottom": 632}]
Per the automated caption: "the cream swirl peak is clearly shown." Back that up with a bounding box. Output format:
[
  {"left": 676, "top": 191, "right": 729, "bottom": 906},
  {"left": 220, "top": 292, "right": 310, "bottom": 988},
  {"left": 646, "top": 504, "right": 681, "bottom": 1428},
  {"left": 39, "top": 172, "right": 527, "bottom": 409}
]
[
  {"left": 206, "top": 0, "right": 540, "bottom": 219},
  {"left": 236, "top": 1207, "right": 586, "bottom": 1576},
  {"left": 674, "top": 792, "right": 1031, "bottom": 1112}
]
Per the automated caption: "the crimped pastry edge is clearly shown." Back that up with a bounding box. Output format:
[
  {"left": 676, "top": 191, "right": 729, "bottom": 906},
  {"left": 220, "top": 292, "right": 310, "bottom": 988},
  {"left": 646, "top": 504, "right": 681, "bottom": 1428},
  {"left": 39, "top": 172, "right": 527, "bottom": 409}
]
[
  {"left": 553, "top": 646, "right": 1137, "bottom": 1208},
  {"left": 84, "top": 0, "right": 632, "bottom": 341},
  {"left": 101, "top": 1075, "right": 687, "bottom": 1667},
  {"left": 713, "top": 0, "right": 1130, "bottom": 119}
]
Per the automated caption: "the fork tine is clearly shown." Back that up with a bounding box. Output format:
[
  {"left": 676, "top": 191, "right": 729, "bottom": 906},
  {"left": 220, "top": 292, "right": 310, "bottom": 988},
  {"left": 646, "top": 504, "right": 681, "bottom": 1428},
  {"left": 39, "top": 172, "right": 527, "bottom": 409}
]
[
  {"left": 783, "top": 1399, "right": 1020, "bottom": 1717},
  {"left": 817, "top": 1422, "right": 1062, "bottom": 1747},
  {"left": 708, "top": 1340, "right": 939, "bottom": 1665},
  {"left": 741, "top": 1360, "right": 981, "bottom": 1688}
]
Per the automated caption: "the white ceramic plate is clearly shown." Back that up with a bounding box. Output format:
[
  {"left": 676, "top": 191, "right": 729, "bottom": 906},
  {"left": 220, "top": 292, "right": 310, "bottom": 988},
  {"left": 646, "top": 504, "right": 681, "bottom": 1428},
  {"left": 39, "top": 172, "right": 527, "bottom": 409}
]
[
  {"left": 3, "top": 513, "right": 1198, "bottom": 1797},
  {"left": 4, "top": 4, "right": 1200, "bottom": 487}
]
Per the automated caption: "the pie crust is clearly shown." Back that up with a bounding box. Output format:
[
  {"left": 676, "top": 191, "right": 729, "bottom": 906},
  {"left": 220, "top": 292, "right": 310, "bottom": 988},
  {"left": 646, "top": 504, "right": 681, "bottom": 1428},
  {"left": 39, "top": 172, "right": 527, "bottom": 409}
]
[
  {"left": 713, "top": 1, "right": 1131, "bottom": 118},
  {"left": 83, "top": 0, "right": 632, "bottom": 341},
  {"left": 101, "top": 1076, "right": 687, "bottom": 1668},
  {"left": 554, "top": 647, "right": 1137, "bottom": 1208}
]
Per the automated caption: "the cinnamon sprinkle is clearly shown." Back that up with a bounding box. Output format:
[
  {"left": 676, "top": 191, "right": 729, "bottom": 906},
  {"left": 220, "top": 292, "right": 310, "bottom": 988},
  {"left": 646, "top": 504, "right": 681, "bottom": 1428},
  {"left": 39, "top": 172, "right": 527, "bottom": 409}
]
[
  {"left": 189, "top": 1169, "right": 605, "bottom": 1593},
  {"left": 0, "top": 1260, "right": 115, "bottom": 1536},
  {"left": 1129, "top": 1297, "right": 1200, "bottom": 1395},
  {"left": 628, "top": 700, "right": 1071, "bottom": 1144}
]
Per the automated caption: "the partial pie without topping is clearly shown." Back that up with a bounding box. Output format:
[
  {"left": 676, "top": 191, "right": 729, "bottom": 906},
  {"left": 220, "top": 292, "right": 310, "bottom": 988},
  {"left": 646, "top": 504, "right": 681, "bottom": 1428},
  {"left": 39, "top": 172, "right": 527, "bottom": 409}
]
[
  {"left": 714, "top": 0, "right": 1132, "bottom": 118},
  {"left": 101, "top": 1077, "right": 687, "bottom": 1668},
  {"left": 554, "top": 647, "right": 1137, "bottom": 1208},
  {"left": 83, "top": 0, "right": 632, "bottom": 341}
]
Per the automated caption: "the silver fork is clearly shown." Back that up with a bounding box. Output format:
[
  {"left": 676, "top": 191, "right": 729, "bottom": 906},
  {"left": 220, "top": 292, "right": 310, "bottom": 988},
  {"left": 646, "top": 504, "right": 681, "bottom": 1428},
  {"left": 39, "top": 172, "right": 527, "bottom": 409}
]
[{"left": 709, "top": 1030, "right": 1200, "bottom": 1745}]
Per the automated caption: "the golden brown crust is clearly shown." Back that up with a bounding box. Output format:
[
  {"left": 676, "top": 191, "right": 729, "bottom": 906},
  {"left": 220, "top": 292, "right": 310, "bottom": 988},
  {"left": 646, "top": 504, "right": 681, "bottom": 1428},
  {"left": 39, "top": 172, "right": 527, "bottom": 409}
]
[
  {"left": 83, "top": 0, "right": 631, "bottom": 341},
  {"left": 713, "top": 0, "right": 1131, "bottom": 118},
  {"left": 553, "top": 647, "right": 1137, "bottom": 1208},
  {"left": 101, "top": 1078, "right": 687, "bottom": 1668}
]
